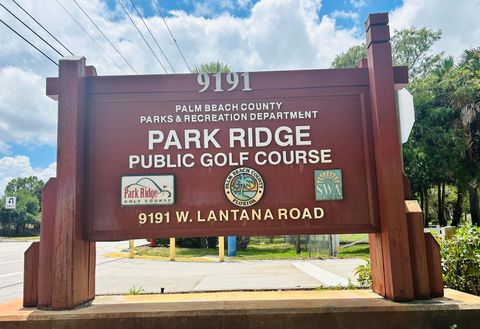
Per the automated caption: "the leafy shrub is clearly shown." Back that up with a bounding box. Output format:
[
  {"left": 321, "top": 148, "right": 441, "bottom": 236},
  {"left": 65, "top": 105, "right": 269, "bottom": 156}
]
[
  {"left": 441, "top": 224, "right": 480, "bottom": 295},
  {"left": 354, "top": 258, "right": 372, "bottom": 288},
  {"left": 151, "top": 236, "right": 250, "bottom": 249}
]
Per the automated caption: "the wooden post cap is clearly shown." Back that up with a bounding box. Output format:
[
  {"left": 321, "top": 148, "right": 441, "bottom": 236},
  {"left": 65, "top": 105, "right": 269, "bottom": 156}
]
[{"left": 365, "top": 13, "right": 389, "bottom": 31}]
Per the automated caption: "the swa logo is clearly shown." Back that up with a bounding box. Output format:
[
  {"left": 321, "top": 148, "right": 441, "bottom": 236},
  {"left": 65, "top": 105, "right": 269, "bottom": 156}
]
[{"left": 314, "top": 170, "right": 343, "bottom": 201}]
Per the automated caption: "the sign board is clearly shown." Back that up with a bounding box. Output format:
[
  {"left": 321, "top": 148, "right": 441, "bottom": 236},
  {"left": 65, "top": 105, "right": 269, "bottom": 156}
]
[
  {"left": 5, "top": 196, "right": 16, "bottom": 209},
  {"left": 83, "top": 69, "right": 379, "bottom": 240}
]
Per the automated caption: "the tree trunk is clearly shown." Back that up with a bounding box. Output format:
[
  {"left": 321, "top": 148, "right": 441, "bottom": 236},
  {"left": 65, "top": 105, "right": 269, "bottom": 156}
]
[
  {"left": 442, "top": 182, "right": 446, "bottom": 224},
  {"left": 419, "top": 190, "right": 424, "bottom": 213},
  {"left": 295, "top": 235, "right": 301, "bottom": 254},
  {"left": 452, "top": 185, "right": 463, "bottom": 227},
  {"left": 424, "top": 188, "right": 430, "bottom": 227},
  {"left": 437, "top": 183, "right": 443, "bottom": 226},
  {"left": 438, "top": 182, "right": 446, "bottom": 226},
  {"left": 468, "top": 185, "right": 480, "bottom": 226}
]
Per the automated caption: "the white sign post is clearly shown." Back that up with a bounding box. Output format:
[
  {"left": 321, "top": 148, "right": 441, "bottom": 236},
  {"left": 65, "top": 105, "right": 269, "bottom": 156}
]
[
  {"left": 5, "top": 196, "right": 16, "bottom": 209},
  {"left": 396, "top": 88, "right": 415, "bottom": 144}
]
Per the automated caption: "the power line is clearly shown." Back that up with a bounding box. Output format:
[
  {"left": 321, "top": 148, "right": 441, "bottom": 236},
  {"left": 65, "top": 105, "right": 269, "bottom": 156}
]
[
  {"left": 70, "top": 0, "right": 137, "bottom": 74},
  {"left": 152, "top": 1, "right": 191, "bottom": 72},
  {"left": 11, "top": 0, "right": 75, "bottom": 56},
  {"left": 0, "top": 3, "right": 64, "bottom": 57},
  {"left": 129, "top": 0, "right": 176, "bottom": 73},
  {"left": 0, "top": 18, "right": 58, "bottom": 66},
  {"left": 116, "top": 0, "right": 167, "bottom": 73},
  {"left": 55, "top": 0, "right": 126, "bottom": 73}
]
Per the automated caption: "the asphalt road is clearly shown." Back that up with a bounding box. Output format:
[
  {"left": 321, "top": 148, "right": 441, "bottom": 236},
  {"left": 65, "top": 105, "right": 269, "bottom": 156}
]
[{"left": 0, "top": 240, "right": 363, "bottom": 303}]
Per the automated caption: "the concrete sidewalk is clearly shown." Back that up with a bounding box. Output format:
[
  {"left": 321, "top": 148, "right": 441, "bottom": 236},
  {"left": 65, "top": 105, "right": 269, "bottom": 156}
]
[{"left": 96, "top": 255, "right": 364, "bottom": 295}]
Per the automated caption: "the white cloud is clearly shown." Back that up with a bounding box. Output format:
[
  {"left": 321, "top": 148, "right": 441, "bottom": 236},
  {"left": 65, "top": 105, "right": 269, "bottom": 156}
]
[
  {"left": 0, "top": 0, "right": 361, "bottom": 75},
  {"left": 0, "top": 155, "right": 56, "bottom": 196},
  {"left": 2, "top": 0, "right": 477, "bottom": 164},
  {"left": 0, "top": 66, "right": 57, "bottom": 150},
  {"left": 330, "top": 10, "right": 359, "bottom": 23},
  {"left": 390, "top": 0, "right": 480, "bottom": 60},
  {"left": 350, "top": 0, "right": 367, "bottom": 8},
  {"left": 237, "top": 0, "right": 252, "bottom": 8},
  {"left": 0, "top": 141, "right": 10, "bottom": 153},
  {"left": 168, "top": 0, "right": 360, "bottom": 71}
]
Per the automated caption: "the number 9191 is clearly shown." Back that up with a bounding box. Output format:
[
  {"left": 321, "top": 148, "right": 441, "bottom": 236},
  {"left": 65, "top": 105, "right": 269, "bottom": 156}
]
[
  {"left": 138, "top": 212, "right": 170, "bottom": 225},
  {"left": 197, "top": 72, "right": 252, "bottom": 93}
]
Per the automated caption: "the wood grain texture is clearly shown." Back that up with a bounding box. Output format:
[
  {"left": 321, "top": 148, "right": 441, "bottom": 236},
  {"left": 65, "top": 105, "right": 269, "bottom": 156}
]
[
  {"left": 405, "top": 201, "right": 431, "bottom": 299},
  {"left": 424, "top": 233, "right": 444, "bottom": 297},
  {"left": 37, "top": 178, "right": 57, "bottom": 308},
  {"left": 365, "top": 13, "right": 414, "bottom": 301},
  {"left": 50, "top": 57, "right": 95, "bottom": 310},
  {"left": 368, "top": 232, "right": 385, "bottom": 296},
  {"left": 23, "top": 242, "right": 40, "bottom": 307}
]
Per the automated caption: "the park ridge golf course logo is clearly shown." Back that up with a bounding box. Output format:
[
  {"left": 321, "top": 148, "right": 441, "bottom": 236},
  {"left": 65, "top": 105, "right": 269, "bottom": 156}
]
[
  {"left": 224, "top": 167, "right": 264, "bottom": 207},
  {"left": 121, "top": 175, "right": 174, "bottom": 206}
]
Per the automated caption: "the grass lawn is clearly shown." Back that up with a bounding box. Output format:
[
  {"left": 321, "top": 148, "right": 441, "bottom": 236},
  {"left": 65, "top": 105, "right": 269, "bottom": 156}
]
[
  {"left": 339, "top": 234, "right": 368, "bottom": 244},
  {"left": 235, "top": 242, "right": 311, "bottom": 260},
  {"left": 135, "top": 246, "right": 217, "bottom": 258},
  {"left": 0, "top": 236, "right": 39, "bottom": 241},
  {"left": 135, "top": 237, "right": 370, "bottom": 260},
  {"left": 336, "top": 243, "right": 370, "bottom": 259}
]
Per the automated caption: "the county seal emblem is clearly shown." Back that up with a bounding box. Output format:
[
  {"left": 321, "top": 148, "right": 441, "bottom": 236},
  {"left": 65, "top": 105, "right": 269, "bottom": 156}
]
[{"left": 224, "top": 167, "right": 264, "bottom": 207}]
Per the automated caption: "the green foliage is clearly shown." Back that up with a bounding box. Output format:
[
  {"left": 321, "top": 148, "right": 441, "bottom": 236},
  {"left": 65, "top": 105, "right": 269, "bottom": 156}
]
[
  {"left": 330, "top": 45, "right": 366, "bottom": 68},
  {"left": 153, "top": 237, "right": 217, "bottom": 249},
  {"left": 126, "top": 286, "right": 144, "bottom": 295},
  {"left": 441, "top": 225, "right": 480, "bottom": 295},
  {"left": 354, "top": 258, "right": 372, "bottom": 288},
  {"left": 331, "top": 27, "right": 442, "bottom": 77},
  {"left": 355, "top": 225, "right": 480, "bottom": 294},
  {"left": 403, "top": 55, "right": 474, "bottom": 226},
  {"left": 391, "top": 27, "right": 443, "bottom": 79},
  {"left": 191, "top": 61, "right": 231, "bottom": 73},
  {"left": 336, "top": 244, "right": 370, "bottom": 259},
  {"left": 0, "top": 176, "right": 44, "bottom": 236},
  {"left": 5, "top": 176, "right": 44, "bottom": 201}
]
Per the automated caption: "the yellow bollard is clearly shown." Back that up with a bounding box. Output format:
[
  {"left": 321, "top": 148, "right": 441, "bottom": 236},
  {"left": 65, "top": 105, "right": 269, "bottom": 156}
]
[
  {"left": 129, "top": 240, "right": 134, "bottom": 259},
  {"left": 219, "top": 236, "right": 225, "bottom": 262},
  {"left": 169, "top": 238, "right": 176, "bottom": 261}
]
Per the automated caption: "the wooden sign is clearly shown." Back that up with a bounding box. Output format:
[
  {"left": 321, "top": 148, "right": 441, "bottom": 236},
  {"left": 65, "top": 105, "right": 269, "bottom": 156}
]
[
  {"left": 83, "top": 69, "right": 379, "bottom": 240},
  {"left": 30, "top": 13, "right": 444, "bottom": 310}
]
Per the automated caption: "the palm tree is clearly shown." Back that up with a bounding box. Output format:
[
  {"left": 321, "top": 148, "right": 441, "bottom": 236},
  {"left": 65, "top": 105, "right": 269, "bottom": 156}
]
[{"left": 444, "top": 48, "right": 480, "bottom": 225}]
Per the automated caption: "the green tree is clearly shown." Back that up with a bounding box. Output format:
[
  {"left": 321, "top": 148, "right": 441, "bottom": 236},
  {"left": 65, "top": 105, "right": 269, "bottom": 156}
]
[
  {"left": 331, "top": 27, "right": 443, "bottom": 80},
  {"left": 404, "top": 59, "right": 467, "bottom": 225},
  {"left": 391, "top": 27, "right": 443, "bottom": 79},
  {"left": 330, "top": 45, "right": 366, "bottom": 69},
  {"left": 332, "top": 29, "right": 480, "bottom": 227},
  {"left": 5, "top": 176, "right": 44, "bottom": 202},
  {"left": 0, "top": 176, "right": 44, "bottom": 236},
  {"left": 442, "top": 48, "right": 480, "bottom": 226}
]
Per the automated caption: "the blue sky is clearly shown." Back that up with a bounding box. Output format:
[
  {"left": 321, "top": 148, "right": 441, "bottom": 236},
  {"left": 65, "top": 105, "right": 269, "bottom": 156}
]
[{"left": 0, "top": 0, "right": 479, "bottom": 194}]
